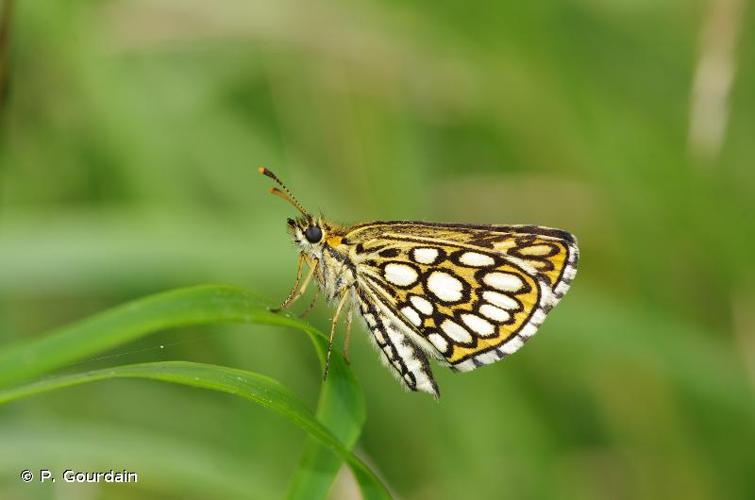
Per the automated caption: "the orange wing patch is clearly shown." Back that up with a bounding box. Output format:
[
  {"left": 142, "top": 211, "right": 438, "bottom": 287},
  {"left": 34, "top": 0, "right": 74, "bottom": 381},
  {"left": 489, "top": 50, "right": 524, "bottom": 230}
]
[
  {"left": 355, "top": 242, "right": 552, "bottom": 372},
  {"left": 491, "top": 234, "right": 572, "bottom": 290},
  {"left": 347, "top": 222, "right": 578, "bottom": 374},
  {"left": 442, "top": 263, "right": 542, "bottom": 365}
]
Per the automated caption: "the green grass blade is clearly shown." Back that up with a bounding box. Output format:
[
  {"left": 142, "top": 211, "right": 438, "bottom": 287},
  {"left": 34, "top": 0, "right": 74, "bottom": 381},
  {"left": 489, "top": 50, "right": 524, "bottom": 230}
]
[
  {"left": 0, "top": 284, "right": 381, "bottom": 499},
  {"left": 0, "top": 361, "right": 389, "bottom": 499},
  {"left": 0, "top": 284, "right": 286, "bottom": 388},
  {"left": 287, "top": 340, "right": 367, "bottom": 499}
]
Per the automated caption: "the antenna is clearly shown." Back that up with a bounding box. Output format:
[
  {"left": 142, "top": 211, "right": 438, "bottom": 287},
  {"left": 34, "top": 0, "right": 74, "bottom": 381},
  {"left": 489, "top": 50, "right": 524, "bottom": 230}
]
[{"left": 258, "top": 167, "right": 309, "bottom": 217}]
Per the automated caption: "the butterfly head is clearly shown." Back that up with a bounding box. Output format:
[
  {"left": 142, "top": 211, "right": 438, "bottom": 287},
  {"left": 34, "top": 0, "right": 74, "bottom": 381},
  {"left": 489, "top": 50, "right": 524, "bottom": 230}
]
[
  {"left": 287, "top": 215, "right": 330, "bottom": 248},
  {"left": 260, "top": 167, "right": 337, "bottom": 255}
]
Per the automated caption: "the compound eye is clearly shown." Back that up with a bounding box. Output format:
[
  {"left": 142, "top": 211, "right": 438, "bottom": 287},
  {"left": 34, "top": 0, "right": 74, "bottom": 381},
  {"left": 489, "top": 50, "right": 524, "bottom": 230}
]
[{"left": 304, "top": 225, "right": 323, "bottom": 243}]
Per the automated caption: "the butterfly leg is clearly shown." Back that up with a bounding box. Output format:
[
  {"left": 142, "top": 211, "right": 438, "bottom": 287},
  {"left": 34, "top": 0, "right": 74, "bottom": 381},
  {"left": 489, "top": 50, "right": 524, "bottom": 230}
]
[
  {"left": 275, "top": 254, "right": 317, "bottom": 312},
  {"left": 323, "top": 291, "right": 349, "bottom": 381},
  {"left": 342, "top": 310, "right": 353, "bottom": 364},
  {"left": 272, "top": 253, "right": 304, "bottom": 312}
]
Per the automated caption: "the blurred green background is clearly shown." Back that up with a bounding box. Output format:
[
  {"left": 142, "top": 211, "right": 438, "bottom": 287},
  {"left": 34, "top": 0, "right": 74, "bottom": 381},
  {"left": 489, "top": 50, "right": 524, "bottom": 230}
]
[{"left": 1, "top": 0, "right": 753, "bottom": 498}]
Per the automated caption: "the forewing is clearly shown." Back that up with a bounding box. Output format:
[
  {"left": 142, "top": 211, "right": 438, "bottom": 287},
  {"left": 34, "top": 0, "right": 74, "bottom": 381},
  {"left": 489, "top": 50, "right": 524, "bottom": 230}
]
[
  {"left": 348, "top": 221, "right": 578, "bottom": 300},
  {"left": 347, "top": 222, "right": 578, "bottom": 372}
]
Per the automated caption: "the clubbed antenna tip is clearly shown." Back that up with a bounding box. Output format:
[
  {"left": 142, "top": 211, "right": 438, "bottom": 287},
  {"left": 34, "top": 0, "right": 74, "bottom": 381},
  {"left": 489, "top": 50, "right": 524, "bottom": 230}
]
[{"left": 258, "top": 166, "right": 309, "bottom": 217}]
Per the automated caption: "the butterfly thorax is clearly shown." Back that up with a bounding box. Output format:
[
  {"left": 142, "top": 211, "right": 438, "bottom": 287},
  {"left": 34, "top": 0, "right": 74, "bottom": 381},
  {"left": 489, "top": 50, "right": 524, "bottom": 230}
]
[{"left": 288, "top": 215, "right": 357, "bottom": 301}]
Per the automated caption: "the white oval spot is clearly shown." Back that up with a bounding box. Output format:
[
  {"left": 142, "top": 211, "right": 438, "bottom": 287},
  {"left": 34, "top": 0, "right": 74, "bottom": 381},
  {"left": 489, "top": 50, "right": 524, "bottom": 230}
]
[
  {"left": 459, "top": 251, "right": 495, "bottom": 267},
  {"left": 384, "top": 263, "right": 418, "bottom": 287},
  {"left": 412, "top": 247, "right": 440, "bottom": 264},
  {"left": 409, "top": 295, "right": 434, "bottom": 316},
  {"left": 479, "top": 304, "right": 510, "bottom": 322},
  {"left": 461, "top": 313, "right": 495, "bottom": 336},
  {"left": 441, "top": 319, "right": 473, "bottom": 344},
  {"left": 483, "top": 272, "right": 524, "bottom": 292},
  {"left": 427, "top": 271, "right": 464, "bottom": 302},
  {"left": 428, "top": 333, "right": 449, "bottom": 353},
  {"left": 400, "top": 306, "right": 422, "bottom": 327},
  {"left": 482, "top": 291, "right": 520, "bottom": 311}
]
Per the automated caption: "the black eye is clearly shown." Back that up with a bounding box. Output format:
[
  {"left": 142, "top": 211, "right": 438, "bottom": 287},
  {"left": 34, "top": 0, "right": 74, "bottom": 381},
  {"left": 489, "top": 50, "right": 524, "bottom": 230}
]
[{"left": 304, "top": 225, "right": 323, "bottom": 243}]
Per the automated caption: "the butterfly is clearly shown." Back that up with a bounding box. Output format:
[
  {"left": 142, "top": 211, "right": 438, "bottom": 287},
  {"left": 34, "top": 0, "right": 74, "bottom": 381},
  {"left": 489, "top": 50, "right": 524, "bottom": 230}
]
[{"left": 260, "top": 168, "right": 578, "bottom": 398}]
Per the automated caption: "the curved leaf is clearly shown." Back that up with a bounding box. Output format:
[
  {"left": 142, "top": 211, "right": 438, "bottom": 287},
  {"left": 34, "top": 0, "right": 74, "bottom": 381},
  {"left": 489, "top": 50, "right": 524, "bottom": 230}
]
[
  {"left": 0, "top": 285, "right": 379, "bottom": 499},
  {"left": 0, "top": 361, "right": 388, "bottom": 499},
  {"left": 0, "top": 285, "right": 293, "bottom": 388}
]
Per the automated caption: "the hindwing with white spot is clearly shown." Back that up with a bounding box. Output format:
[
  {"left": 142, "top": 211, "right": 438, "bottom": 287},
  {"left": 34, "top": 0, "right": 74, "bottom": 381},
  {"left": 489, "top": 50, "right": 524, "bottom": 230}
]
[{"left": 346, "top": 222, "right": 578, "bottom": 378}]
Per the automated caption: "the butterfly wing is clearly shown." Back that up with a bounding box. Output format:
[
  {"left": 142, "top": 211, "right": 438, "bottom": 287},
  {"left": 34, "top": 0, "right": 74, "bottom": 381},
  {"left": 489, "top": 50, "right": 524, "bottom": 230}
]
[
  {"left": 353, "top": 286, "right": 440, "bottom": 397},
  {"left": 350, "top": 221, "right": 578, "bottom": 299},
  {"left": 347, "top": 222, "right": 578, "bottom": 377}
]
